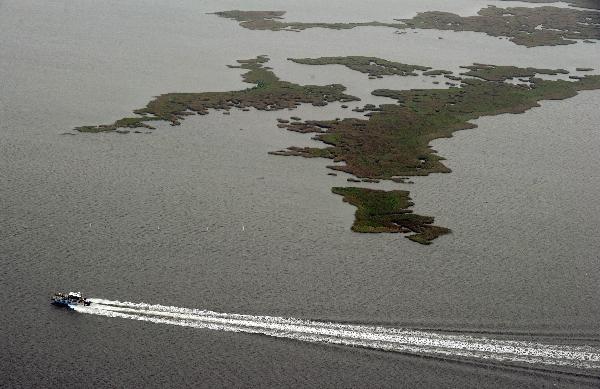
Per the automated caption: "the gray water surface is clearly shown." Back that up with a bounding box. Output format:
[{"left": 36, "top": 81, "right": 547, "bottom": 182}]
[{"left": 2, "top": 0, "right": 600, "bottom": 387}]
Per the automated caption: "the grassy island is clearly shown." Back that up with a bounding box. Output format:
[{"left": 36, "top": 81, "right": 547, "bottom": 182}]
[
  {"left": 75, "top": 56, "right": 600, "bottom": 245},
  {"left": 332, "top": 187, "right": 450, "bottom": 244},
  {"left": 499, "top": 0, "right": 600, "bottom": 10},
  {"left": 214, "top": 6, "right": 599, "bottom": 47},
  {"left": 272, "top": 62, "right": 600, "bottom": 179},
  {"left": 75, "top": 56, "right": 357, "bottom": 133},
  {"left": 212, "top": 10, "right": 402, "bottom": 32},
  {"left": 289, "top": 56, "right": 431, "bottom": 78},
  {"left": 458, "top": 64, "right": 568, "bottom": 82},
  {"left": 399, "top": 6, "right": 600, "bottom": 47},
  {"left": 268, "top": 60, "right": 599, "bottom": 243}
]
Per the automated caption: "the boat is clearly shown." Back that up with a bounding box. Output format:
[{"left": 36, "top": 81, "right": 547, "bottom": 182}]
[{"left": 51, "top": 291, "right": 91, "bottom": 308}]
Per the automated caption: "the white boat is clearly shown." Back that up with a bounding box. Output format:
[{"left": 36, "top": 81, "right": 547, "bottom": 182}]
[{"left": 51, "top": 291, "right": 91, "bottom": 308}]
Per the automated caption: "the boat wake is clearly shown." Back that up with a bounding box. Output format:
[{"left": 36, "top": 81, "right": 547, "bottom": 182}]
[{"left": 74, "top": 298, "right": 600, "bottom": 370}]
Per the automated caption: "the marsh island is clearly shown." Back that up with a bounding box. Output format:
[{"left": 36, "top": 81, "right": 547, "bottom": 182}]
[
  {"left": 75, "top": 56, "right": 357, "bottom": 133},
  {"left": 272, "top": 62, "right": 600, "bottom": 179},
  {"left": 215, "top": 5, "right": 599, "bottom": 47},
  {"left": 332, "top": 187, "right": 450, "bottom": 244},
  {"left": 75, "top": 55, "right": 600, "bottom": 244}
]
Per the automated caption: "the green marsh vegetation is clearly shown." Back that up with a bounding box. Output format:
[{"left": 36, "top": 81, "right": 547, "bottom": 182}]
[
  {"left": 458, "top": 64, "right": 568, "bottom": 82},
  {"left": 272, "top": 62, "right": 600, "bottom": 180},
  {"left": 331, "top": 187, "right": 450, "bottom": 245},
  {"left": 289, "top": 56, "right": 430, "bottom": 78},
  {"left": 270, "top": 62, "right": 599, "bottom": 243},
  {"left": 74, "top": 56, "right": 357, "bottom": 133},
  {"left": 215, "top": 6, "right": 599, "bottom": 47},
  {"left": 399, "top": 6, "right": 600, "bottom": 47},
  {"left": 499, "top": 0, "right": 600, "bottom": 10},
  {"left": 212, "top": 10, "right": 403, "bottom": 32},
  {"left": 75, "top": 55, "right": 600, "bottom": 244}
]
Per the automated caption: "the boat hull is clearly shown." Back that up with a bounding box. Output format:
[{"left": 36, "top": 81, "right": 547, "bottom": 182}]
[{"left": 51, "top": 300, "right": 75, "bottom": 309}]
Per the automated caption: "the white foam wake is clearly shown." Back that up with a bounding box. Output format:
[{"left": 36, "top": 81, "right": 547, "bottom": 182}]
[{"left": 74, "top": 298, "right": 600, "bottom": 370}]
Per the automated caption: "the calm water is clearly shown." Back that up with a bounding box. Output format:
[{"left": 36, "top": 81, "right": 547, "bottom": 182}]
[{"left": 2, "top": 0, "right": 600, "bottom": 387}]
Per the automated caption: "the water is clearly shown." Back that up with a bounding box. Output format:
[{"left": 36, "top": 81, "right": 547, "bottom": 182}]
[
  {"left": 75, "top": 298, "right": 600, "bottom": 370},
  {"left": 1, "top": 0, "right": 600, "bottom": 387}
]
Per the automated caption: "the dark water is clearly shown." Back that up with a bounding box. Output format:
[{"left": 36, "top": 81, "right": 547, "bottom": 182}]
[{"left": 2, "top": 0, "right": 600, "bottom": 387}]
